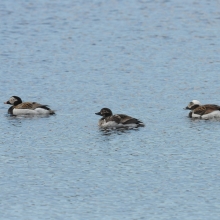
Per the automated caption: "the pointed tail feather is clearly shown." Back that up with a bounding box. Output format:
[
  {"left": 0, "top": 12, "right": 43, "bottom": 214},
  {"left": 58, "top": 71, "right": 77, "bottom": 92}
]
[
  {"left": 123, "top": 118, "right": 145, "bottom": 127},
  {"left": 137, "top": 120, "right": 145, "bottom": 127},
  {"left": 40, "top": 105, "right": 55, "bottom": 115}
]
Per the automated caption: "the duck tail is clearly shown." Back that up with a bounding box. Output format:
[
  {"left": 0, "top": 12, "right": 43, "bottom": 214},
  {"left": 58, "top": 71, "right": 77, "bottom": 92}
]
[
  {"left": 40, "top": 105, "right": 55, "bottom": 115},
  {"left": 137, "top": 120, "right": 145, "bottom": 127},
  {"left": 49, "top": 110, "right": 55, "bottom": 115}
]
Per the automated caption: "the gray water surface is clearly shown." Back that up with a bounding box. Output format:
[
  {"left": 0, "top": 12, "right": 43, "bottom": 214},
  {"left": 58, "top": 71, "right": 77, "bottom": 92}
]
[{"left": 1, "top": 0, "right": 220, "bottom": 219}]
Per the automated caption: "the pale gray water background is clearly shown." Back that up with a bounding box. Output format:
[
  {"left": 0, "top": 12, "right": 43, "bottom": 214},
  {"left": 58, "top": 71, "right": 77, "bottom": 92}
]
[{"left": 1, "top": 0, "right": 220, "bottom": 219}]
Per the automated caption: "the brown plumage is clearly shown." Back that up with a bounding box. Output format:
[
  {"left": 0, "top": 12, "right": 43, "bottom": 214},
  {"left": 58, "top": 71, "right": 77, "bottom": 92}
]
[
  {"left": 4, "top": 96, "right": 55, "bottom": 115},
  {"left": 185, "top": 100, "right": 220, "bottom": 119},
  {"left": 14, "top": 102, "right": 44, "bottom": 109},
  {"left": 193, "top": 105, "right": 220, "bottom": 116},
  {"left": 95, "top": 108, "right": 144, "bottom": 128},
  {"left": 102, "top": 114, "right": 139, "bottom": 124}
]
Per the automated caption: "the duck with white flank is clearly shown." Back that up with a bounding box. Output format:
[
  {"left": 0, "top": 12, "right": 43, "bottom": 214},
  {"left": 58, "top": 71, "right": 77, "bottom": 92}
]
[
  {"left": 185, "top": 100, "right": 220, "bottom": 119},
  {"left": 4, "top": 96, "right": 55, "bottom": 115},
  {"left": 95, "top": 108, "right": 144, "bottom": 129}
]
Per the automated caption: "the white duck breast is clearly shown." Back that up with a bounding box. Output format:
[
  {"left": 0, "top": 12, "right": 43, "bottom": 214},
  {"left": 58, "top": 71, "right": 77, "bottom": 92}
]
[
  {"left": 12, "top": 108, "right": 53, "bottom": 115},
  {"left": 99, "top": 119, "right": 138, "bottom": 128},
  {"left": 191, "top": 112, "right": 202, "bottom": 118},
  {"left": 200, "top": 111, "right": 220, "bottom": 119},
  {"left": 99, "top": 120, "right": 120, "bottom": 128}
]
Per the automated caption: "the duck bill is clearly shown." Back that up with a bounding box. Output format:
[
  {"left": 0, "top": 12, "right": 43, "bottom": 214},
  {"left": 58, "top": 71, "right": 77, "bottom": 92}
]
[
  {"left": 184, "top": 106, "right": 190, "bottom": 110},
  {"left": 95, "top": 112, "right": 101, "bottom": 115},
  {"left": 4, "top": 101, "right": 10, "bottom": 104}
]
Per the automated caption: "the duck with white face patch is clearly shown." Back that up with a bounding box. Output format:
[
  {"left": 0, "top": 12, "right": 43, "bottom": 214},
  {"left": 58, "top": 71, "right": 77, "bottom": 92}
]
[
  {"left": 95, "top": 108, "right": 144, "bottom": 129},
  {"left": 185, "top": 100, "right": 220, "bottom": 119},
  {"left": 4, "top": 96, "right": 55, "bottom": 116}
]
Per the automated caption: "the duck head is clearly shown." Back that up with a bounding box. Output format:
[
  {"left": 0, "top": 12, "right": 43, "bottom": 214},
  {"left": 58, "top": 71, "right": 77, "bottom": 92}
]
[
  {"left": 95, "top": 108, "right": 113, "bottom": 117},
  {"left": 185, "top": 100, "right": 201, "bottom": 110},
  {"left": 4, "top": 96, "right": 22, "bottom": 106}
]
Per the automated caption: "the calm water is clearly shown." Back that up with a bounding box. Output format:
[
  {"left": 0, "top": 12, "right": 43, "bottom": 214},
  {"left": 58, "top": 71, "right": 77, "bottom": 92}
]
[{"left": 1, "top": 0, "right": 220, "bottom": 219}]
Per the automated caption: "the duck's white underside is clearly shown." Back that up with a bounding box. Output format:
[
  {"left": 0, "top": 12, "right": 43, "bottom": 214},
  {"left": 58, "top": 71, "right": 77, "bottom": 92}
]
[
  {"left": 13, "top": 108, "right": 51, "bottom": 115},
  {"left": 192, "top": 110, "right": 220, "bottom": 119},
  {"left": 99, "top": 120, "right": 138, "bottom": 128}
]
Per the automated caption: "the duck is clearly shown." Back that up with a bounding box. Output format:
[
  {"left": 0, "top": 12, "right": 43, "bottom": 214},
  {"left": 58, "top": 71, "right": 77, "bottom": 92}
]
[
  {"left": 185, "top": 100, "right": 220, "bottom": 119},
  {"left": 95, "top": 108, "right": 144, "bottom": 129},
  {"left": 4, "top": 96, "right": 55, "bottom": 115}
]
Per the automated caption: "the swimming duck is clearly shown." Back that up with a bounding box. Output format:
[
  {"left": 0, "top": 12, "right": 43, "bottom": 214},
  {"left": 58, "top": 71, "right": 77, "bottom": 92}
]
[
  {"left": 4, "top": 96, "right": 55, "bottom": 115},
  {"left": 185, "top": 100, "right": 220, "bottom": 119},
  {"left": 95, "top": 108, "right": 144, "bottom": 129}
]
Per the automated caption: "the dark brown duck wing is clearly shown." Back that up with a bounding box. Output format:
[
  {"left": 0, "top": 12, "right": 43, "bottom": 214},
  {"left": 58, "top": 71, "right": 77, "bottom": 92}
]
[
  {"left": 102, "top": 114, "right": 144, "bottom": 128},
  {"left": 117, "top": 114, "right": 143, "bottom": 125},
  {"left": 104, "top": 114, "right": 139, "bottom": 124},
  {"left": 15, "top": 102, "right": 48, "bottom": 110},
  {"left": 194, "top": 104, "right": 220, "bottom": 116},
  {"left": 15, "top": 102, "right": 35, "bottom": 109},
  {"left": 116, "top": 114, "right": 133, "bottom": 123}
]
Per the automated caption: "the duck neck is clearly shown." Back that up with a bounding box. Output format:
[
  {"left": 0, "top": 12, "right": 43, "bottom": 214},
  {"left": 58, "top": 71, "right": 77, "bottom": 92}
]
[
  {"left": 191, "top": 104, "right": 200, "bottom": 110},
  {"left": 103, "top": 113, "right": 112, "bottom": 118},
  {"left": 13, "top": 100, "right": 22, "bottom": 106}
]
